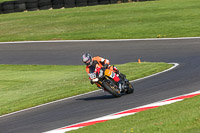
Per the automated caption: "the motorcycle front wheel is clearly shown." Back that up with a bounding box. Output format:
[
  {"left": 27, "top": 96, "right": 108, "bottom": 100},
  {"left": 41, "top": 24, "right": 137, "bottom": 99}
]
[{"left": 102, "top": 81, "right": 121, "bottom": 97}]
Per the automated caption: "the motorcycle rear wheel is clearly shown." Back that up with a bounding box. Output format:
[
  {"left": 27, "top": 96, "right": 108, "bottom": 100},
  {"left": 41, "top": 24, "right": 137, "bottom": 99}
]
[{"left": 126, "top": 82, "right": 134, "bottom": 94}]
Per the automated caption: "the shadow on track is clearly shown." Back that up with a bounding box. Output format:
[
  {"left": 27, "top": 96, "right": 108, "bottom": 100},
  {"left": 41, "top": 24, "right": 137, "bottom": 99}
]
[{"left": 76, "top": 94, "right": 116, "bottom": 101}]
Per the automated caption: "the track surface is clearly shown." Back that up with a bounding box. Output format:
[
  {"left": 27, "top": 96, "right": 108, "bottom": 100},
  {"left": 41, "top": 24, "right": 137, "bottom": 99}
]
[{"left": 0, "top": 38, "right": 200, "bottom": 133}]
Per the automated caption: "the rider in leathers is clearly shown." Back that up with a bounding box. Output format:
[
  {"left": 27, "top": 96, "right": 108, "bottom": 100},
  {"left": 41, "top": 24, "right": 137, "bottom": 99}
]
[{"left": 82, "top": 53, "right": 125, "bottom": 92}]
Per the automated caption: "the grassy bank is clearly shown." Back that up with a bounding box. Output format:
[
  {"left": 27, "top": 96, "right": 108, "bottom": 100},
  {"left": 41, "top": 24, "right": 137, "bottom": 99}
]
[
  {"left": 0, "top": 62, "right": 172, "bottom": 115},
  {"left": 69, "top": 95, "right": 200, "bottom": 133},
  {"left": 0, "top": 0, "right": 200, "bottom": 42}
]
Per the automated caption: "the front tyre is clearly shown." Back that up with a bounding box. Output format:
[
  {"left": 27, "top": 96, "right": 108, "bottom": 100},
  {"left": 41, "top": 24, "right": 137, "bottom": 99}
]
[{"left": 102, "top": 81, "right": 121, "bottom": 97}]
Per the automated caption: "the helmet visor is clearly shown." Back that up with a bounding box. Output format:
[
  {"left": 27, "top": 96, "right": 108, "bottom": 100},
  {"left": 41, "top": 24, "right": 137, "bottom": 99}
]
[{"left": 85, "top": 60, "right": 91, "bottom": 66}]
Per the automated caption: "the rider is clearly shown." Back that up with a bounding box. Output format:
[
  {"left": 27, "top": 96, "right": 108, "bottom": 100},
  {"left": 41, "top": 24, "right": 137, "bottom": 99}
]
[{"left": 82, "top": 53, "right": 124, "bottom": 92}]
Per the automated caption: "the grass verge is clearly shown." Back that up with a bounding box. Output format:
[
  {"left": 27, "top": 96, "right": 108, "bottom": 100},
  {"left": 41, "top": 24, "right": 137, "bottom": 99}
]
[
  {"left": 0, "top": 0, "right": 200, "bottom": 41},
  {"left": 69, "top": 95, "right": 200, "bottom": 133},
  {"left": 0, "top": 62, "right": 172, "bottom": 116}
]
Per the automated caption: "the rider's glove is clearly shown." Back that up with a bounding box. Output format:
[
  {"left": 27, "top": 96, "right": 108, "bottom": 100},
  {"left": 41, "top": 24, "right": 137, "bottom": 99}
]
[
  {"left": 103, "top": 64, "right": 109, "bottom": 69},
  {"left": 90, "top": 80, "right": 94, "bottom": 85}
]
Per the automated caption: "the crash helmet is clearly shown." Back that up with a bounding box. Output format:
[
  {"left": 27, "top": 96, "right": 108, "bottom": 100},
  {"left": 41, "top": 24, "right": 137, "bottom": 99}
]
[{"left": 82, "top": 53, "right": 93, "bottom": 66}]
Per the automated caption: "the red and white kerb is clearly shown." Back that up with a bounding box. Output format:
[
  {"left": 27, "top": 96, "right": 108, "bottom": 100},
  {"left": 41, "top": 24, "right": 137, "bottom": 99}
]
[{"left": 44, "top": 90, "right": 200, "bottom": 133}]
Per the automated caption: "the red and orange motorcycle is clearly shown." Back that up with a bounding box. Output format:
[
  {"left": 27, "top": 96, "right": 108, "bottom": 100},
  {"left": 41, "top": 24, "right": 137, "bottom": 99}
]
[{"left": 89, "top": 66, "right": 134, "bottom": 97}]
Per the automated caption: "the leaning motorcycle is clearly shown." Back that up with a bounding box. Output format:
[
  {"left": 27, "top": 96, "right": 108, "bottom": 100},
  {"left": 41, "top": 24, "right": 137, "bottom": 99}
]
[{"left": 89, "top": 66, "right": 134, "bottom": 97}]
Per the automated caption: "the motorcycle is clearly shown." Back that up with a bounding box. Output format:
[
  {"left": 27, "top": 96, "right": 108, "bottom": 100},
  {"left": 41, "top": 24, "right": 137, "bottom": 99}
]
[{"left": 89, "top": 66, "right": 134, "bottom": 97}]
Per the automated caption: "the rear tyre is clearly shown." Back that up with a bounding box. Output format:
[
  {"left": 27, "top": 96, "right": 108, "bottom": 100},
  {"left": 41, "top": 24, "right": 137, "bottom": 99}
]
[
  {"left": 102, "top": 80, "right": 121, "bottom": 97},
  {"left": 64, "top": 0, "right": 75, "bottom": 8},
  {"left": 25, "top": 0, "right": 38, "bottom": 11},
  {"left": 126, "top": 83, "right": 134, "bottom": 94},
  {"left": 2, "top": 1, "right": 15, "bottom": 14},
  {"left": 38, "top": 0, "right": 52, "bottom": 10},
  {"left": 14, "top": 3, "right": 26, "bottom": 12},
  {"left": 26, "top": 2, "right": 38, "bottom": 11},
  {"left": 52, "top": 0, "right": 64, "bottom": 9},
  {"left": 88, "top": 0, "right": 98, "bottom": 6},
  {"left": 0, "top": 3, "right": 3, "bottom": 14}
]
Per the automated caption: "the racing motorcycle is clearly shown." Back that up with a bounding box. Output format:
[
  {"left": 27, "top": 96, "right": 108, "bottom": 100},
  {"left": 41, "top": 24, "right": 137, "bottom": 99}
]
[{"left": 89, "top": 66, "right": 134, "bottom": 97}]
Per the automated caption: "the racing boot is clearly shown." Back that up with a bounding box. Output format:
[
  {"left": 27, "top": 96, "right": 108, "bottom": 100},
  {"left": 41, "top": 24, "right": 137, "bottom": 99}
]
[
  {"left": 117, "top": 80, "right": 125, "bottom": 93},
  {"left": 112, "top": 73, "right": 125, "bottom": 93}
]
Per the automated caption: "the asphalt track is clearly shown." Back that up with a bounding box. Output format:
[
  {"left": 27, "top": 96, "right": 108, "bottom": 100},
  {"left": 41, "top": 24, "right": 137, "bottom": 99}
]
[{"left": 0, "top": 38, "right": 200, "bottom": 133}]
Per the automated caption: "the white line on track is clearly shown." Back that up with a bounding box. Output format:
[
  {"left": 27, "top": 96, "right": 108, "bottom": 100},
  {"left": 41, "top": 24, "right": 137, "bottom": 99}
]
[
  {"left": 44, "top": 89, "right": 200, "bottom": 133},
  {"left": 0, "top": 37, "right": 200, "bottom": 44},
  {"left": 0, "top": 63, "right": 179, "bottom": 118},
  {"left": 132, "top": 63, "right": 179, "bottom": 82}
]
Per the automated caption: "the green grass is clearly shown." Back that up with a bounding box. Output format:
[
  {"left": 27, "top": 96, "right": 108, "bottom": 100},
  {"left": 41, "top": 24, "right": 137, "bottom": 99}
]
[
  {"left": 0, "top": 0, "right": 200, "bottom": 42},
  {"left": 0, "top": 62, "right": 172, "bottom": 116},
  {"left": 0, "top": 0, "right": 12, "bottom": 3},
  {"left": 69, "top": 95, "right": 200, "bottom": 133}
]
